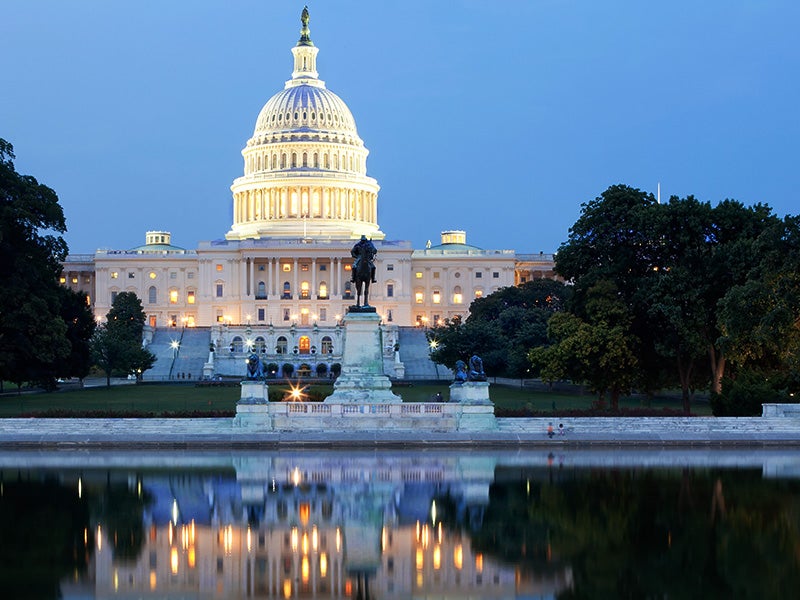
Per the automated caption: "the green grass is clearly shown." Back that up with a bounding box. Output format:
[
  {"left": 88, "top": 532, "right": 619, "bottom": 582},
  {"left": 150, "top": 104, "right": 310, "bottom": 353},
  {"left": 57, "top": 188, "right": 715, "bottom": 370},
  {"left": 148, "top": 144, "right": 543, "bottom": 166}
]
[{"left": 0, "top": 381, "right": 711, "bottom": 417}]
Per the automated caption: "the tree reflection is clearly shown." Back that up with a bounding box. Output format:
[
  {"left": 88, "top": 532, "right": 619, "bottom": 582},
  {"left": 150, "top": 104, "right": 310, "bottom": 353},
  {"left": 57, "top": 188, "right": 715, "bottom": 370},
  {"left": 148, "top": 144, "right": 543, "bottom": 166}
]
[
  {"left": 0, "top": 476, "right": 92, "bottom": 599},
  {"left": 472, "top": 468, "right": 800, "bottom": 598}
]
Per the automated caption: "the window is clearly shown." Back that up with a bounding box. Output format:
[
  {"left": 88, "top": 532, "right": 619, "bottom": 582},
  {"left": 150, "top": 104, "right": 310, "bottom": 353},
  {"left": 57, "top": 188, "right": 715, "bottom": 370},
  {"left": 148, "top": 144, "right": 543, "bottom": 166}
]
[
  {"left": 170, "top": 272, "right": 177, "bottom": 279},
  {"left": 415, "top": 291, "right": 424, "bottom": 304},
  {"left": 216, "top": 283, "right": 224, "bottom": 298},
  {"left": 319, "top": 264, "right": 327, "bottom": 271},
  {"left": 128, "top": 272, "right": 135, "bottom": 279},
  {"left": 387, "top": 309, "right": 393, "bottom": 322},
  {"left": 344, "top": 282, "right": 353, "bottom": 299},
  {"left": 321, "top": 336, "right": 333, "bottom": 354},
  {"left": 433, "top": 315, "right": 441, "bottom": 326},
  {"left": 433, "top": 272, "right": 440, "bottom": 279},
  {"left": 493, "top": 272, "right": 500, "bottom": 278},
  {"left": 148, "top": 286, "right": 157, "bottom": 304},
  {"left": 387, "top": 283, "right": 394, "bottom": 297},
  {"left": 319, "top": 308, "right": 327, "bottom": 321},
  {"left": 169, "top": 290, "right": 178, "bottom": 304},
  {"left": 187, "top": 291, "right": 195, "bottom": 304},
  {"left": 319, "top": 282, "right": 328, "bottom": 298},
  {"left": 187, "top": 272, "right": 195, "bottom": 279},
  {"left": 257, "top": 308, "right": 265, "bottom": 321},
  {"left": 59, "top": 276, "right": 66, "bottom": 284},
  {"left": 301, "top": 264, "right": 309, "bottom": 271},
  {"left": 300, "top": 282, "right": 310, "bottom": 299},
  {"left": 216, "top": 310, "right": 223, "bottom": 323},
  {"left": 256, "top": 281, "right": 266, "bottom": 298},
  {"left": 453, "top": 286, "right": 463, "bottom": 304},
  {"left": 387, "top": 264, "right": 394, "bottom": 271},
  {"left": 231, "top": 336, "right": 243, "bottom": 353},
  {"left": 475, "top": 290, "right": 483, "bottom": 298},
  {"left": 277, "top": 336, "right": 288, "bottom": 353},
  {"left": 216, "top": 264, "right": 223, "bottom": 272},
  {"left": 283, "top": 308, "right": 290, "bottom": 321},
  {"left": 415, "top": 272, "right": 423, "bottom": 279},
  {"left": 111, "top": 271, "right": 118, "bottom": 279},
  {"left": 70, "top": 277, "right": 77, "bottom": 284},
  {"left": 475, "top": 271, "right": 482, "bottom": 278},
  {"left": 282, "top": 264, "right": 291, "bottom": 272},
  {"left": 520, "top": 276, "right": 527, "bottom": 283},
  {"left": 111, "top": 291, "right": 118, "bottom": 303},
  {"left": 432, "top": 290, "right": 441, "bottom": 304},
  {"left": 258, "top": 264, "right": 265, "bottom": 271},
  {"left": 299, "top": 336, "right": 311, "bottom": 354},
  {"left": 282, "top": 281, "right": 291, "bottom": 299},
  {"left": 254, "top": 336, "right": 266, "bottom": 353}
]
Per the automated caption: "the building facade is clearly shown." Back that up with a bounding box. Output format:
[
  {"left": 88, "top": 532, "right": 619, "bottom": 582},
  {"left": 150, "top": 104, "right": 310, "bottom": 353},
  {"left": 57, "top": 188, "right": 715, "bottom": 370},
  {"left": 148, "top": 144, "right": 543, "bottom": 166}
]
[{"left": 63, "top": 10, "right": 555, "bottom": 354}]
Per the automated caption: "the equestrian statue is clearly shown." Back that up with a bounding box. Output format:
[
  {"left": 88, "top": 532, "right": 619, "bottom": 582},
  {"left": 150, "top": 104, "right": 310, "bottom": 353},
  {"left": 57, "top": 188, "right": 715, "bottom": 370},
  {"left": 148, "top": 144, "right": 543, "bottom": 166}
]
[{"left": 350, "top": 235, "right": 377, "bottom": 308}]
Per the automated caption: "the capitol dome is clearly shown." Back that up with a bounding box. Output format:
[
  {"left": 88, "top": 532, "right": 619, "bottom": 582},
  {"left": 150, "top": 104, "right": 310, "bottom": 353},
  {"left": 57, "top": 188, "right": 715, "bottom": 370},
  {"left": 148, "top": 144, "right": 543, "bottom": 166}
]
[{"left": 227, "top": 7, "right": 383, "bottom": 242}]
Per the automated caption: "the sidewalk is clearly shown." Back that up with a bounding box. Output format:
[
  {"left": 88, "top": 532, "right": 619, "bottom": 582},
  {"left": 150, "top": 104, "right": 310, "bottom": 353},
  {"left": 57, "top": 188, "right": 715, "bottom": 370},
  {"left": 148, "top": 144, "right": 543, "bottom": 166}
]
[{"left": 1, "top": 416, "right": 799, "bottom": 448}]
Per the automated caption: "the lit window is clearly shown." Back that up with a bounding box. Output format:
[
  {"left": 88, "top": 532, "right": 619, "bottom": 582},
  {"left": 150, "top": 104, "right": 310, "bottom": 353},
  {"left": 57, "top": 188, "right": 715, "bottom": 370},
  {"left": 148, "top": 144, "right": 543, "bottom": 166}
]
[
  {"left": 84, "top": 277, "right": 91, "bottom": 284},
  {"left": 319, "top": 283, "right": 328, "bottom": 298},
  {"left": 215, "top": 264, "right": 223, "bottom": 272},
  {"left": 301, "top": 264, "right": 309, "bottom": 271},
  {"left": 415, "top": 292, "right": 424, "bottom": 304},
  {"left": 282, "top": 264, "right": 291, "bottom": 272},
  {"left": 149, "top": 272, "right": 156, "bottom": 279},
  {"left": 169, "top": 290, "right": 178, "bottom": 304},
  {"left": 415, "top": 272, "right": 423, "bottom": 279},
  {"left": 475, "top": 290, "right": 483, "bottom": 298},
  {"left": 432, "top": 290, "right": 441, "bottom": 304},
  {"left": 111, "top": 272, "right": 118, "bottom": 279},
  {"left": 344, "top": 264, "right": 352, "bottom": 272},
  {"left": 453, "top": 293, "right": 463, "bottom": 304},
  {"left": 59, "top": 277, "right": 66, "bottom": 284},
  {"left": 187, "top": 291, "right": 195, "bottom": 304},
  {"left": 71, "top": 277, "right": 78, "bottom": 284}
]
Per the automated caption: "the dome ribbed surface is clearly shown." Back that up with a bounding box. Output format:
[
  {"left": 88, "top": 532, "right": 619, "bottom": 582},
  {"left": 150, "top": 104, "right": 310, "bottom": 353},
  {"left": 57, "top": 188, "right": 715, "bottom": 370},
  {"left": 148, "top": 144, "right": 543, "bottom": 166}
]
[{"left": 253, "top": 84, "right": 358, "bottom": 137}]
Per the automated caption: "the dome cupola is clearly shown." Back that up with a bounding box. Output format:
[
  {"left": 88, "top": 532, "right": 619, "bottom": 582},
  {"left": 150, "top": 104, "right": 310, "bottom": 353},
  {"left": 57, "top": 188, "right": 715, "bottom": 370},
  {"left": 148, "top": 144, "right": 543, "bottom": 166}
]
[{"left": 227, "top": 7, "right": 384, "bottom": 241}]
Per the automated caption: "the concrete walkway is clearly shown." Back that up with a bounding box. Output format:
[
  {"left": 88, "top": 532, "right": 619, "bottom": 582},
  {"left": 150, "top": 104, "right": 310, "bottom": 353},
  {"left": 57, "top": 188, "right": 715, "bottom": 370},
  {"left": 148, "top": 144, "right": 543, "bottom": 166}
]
[{"left": 1, "top": 415, "right": 800, "bottom": 448}]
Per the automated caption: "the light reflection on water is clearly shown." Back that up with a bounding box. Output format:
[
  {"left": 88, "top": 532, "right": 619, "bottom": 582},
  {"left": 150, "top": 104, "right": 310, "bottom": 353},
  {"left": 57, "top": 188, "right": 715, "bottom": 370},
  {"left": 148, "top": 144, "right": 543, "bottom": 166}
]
[{"left": 0, "top": 448, "right": 799, "bottom": 599}]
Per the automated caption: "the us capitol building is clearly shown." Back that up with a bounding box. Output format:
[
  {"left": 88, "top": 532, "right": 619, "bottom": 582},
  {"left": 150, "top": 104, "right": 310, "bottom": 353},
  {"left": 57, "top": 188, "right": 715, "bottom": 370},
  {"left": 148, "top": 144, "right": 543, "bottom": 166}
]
[{"left": 61, "top": 9, "right": 555, "bottom": 378}]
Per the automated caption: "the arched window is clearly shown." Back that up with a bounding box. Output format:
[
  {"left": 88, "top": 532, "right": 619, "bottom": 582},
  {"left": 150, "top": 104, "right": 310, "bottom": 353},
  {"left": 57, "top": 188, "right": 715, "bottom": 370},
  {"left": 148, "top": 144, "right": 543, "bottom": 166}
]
[
  {"left": 344, "top": 281, "right": 353, "bottom": 299},
  {"left": 313, "top": 152, "right": 319, "bottom": 168},
  {"left": 300, "top": 281, "right": 310, "bottom": 299},
  {"left": 254, "top": 336, "right": 266, "bottom": 353},
  {"left": 318, "top": 282, "right": 328, "bottom": 299},
  {"left": 272, "top": 154, "right": 277, "bottom": 169},
  {"left": 324, "top": 153, "right": 329, "bottom": 169},
  {"left": 257, "top": 281, "right": 266, "bottom": 299},
  {"left": 283, "top": 281, "right": 291, "bottom": 299},
  {"left": 231, "top": 336, "right": 243, "bottom": 353},
  {"left": 453, "top": 285, "right": 463, "bottom": 304},
  {"left": 302, "top": 152, "right": 308, "bottom": 167},
  {"left": 276, "top": 336, "right": 288, "bottom": 354},
  {"left": 280, "top": 153, "right": 287, "bottom": 168},
  {"left": 148, "top": 286, "right": 157, "bottom": 304},
  {"left": 299, "top": 336, "right": 311, "bottom": 354},
  {"left": 291, "top": 152, "right": 297, "bottom": 167},
  {"left": 321, "top": 336, "right": 333, "bottom": 355}
]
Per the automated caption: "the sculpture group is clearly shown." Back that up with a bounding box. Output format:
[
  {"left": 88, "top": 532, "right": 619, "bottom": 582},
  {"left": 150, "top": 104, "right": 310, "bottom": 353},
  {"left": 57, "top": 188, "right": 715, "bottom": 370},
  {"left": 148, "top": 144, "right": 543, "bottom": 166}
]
[{"left": 453, "top": 355, "right": 486, "bottom": 383}]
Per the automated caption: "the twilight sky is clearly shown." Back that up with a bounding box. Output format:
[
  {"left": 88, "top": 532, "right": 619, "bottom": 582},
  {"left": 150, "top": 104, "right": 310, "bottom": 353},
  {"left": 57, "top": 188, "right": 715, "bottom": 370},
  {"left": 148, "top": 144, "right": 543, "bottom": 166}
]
[{"left": 3, "top": 1, "right": 799, "bottom": 255}]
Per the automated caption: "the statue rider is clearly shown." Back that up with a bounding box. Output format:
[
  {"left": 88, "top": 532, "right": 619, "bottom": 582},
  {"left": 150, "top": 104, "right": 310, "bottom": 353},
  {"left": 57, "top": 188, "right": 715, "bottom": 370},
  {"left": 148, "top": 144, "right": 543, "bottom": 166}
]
[{"left": 351, "top": 235, "right": 377, "bottom": 283}]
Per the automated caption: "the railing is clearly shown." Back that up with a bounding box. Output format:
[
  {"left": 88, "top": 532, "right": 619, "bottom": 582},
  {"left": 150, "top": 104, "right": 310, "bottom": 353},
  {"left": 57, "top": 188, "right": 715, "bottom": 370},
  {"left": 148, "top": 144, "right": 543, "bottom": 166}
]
[{"left": 274, "top": 402, "right": 450, "bottom": 417}]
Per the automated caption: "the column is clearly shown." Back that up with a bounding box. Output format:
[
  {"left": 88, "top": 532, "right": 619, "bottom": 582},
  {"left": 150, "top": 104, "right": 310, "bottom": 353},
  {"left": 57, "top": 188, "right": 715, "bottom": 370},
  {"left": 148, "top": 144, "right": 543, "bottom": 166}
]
[
  {"left": 293, "top": 258, "right": 299, "bottom": 298},
  {"left": 335, "top": 258, "right": 342, "bottom": 297},
  {"left": 311, "top": 258, "right": 317, "bottom": 298},
  {"left": 240, "top": 258, "right": 248, "bottom": 298},
  {"left": 267, "top": 258, "right": 273, "bottom": 297}
]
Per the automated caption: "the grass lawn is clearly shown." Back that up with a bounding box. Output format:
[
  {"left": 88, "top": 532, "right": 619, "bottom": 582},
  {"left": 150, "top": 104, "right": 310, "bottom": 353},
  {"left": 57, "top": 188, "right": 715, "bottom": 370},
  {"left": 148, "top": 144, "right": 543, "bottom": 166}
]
[{"left": 0, "top": 380, "right": 711, "bottom": 416}]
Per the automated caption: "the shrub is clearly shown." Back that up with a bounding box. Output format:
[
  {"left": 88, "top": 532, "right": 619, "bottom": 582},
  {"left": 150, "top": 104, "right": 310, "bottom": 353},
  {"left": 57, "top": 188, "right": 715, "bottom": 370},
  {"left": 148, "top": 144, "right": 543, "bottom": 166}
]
[{"left": 711, "top": 371, "right": 789, "bottom": 416}]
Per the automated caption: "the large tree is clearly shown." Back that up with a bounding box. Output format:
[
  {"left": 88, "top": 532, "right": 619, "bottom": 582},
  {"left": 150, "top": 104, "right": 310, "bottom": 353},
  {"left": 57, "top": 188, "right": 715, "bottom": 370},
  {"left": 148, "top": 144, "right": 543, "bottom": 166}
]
[
  {"left": 92, "top": 292, "right": 154, "bottom": 386},
  {"left": 428, "top": 280, "right": 570, "bottom": 378},
  {"left": 0, "top": 138, "right": 71, "bottom": 391}
]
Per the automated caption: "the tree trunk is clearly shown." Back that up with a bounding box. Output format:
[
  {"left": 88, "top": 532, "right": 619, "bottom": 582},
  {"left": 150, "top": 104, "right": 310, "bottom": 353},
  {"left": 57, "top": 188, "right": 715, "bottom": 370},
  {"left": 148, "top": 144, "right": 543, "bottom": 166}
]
[
  {"left": 676, "top": 353, "right": 694, "bottom": 414},
  {"left": 106, "top": 372, "right": 111, "bottom": 388},
  {"left": 708, "top": 346, "right": 726, "bottom": 395},
  {"left": 611, "top": 390, "right": 620, "bottom": 411}
]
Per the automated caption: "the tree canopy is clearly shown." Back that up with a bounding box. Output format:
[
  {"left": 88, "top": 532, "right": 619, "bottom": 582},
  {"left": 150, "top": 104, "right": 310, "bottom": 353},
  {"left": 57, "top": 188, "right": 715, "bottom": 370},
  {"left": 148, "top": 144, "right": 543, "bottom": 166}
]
[
  {"left": 0, "top": 138, "right": 92, "bottom": 390},
  {"left": 92, "top": 292, "right": 154, "bottom": 386}
]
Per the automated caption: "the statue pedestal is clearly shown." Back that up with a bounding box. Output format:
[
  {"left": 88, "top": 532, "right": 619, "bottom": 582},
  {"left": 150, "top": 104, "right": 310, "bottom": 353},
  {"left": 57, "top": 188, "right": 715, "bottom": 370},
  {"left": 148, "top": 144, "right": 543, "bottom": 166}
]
[
  {"left": 449, "top": 381, "right": 496, "bottom": 430},
  {"left": 326, "top": 311, "right": 402, "bottom": 403},
  {"left": 234, "top": 381, "right": 272, "bottom": 428}
]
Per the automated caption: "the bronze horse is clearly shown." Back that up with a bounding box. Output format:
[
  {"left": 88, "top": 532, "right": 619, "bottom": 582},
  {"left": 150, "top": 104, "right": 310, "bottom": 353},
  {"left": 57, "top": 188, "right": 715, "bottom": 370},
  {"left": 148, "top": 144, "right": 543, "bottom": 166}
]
[{"left": 352, "top": 252, "right": 372, "bottom": 307}]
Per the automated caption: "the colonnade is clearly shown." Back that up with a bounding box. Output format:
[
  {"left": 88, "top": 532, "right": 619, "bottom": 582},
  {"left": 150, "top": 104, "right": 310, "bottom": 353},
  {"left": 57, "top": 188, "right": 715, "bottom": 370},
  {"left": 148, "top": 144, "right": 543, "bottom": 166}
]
[
  {"left": 239, "top": 256, "right": 351, "bottom": 299},
  {"left": 233, "top": 185, "right": 377, "bottom": 225}
]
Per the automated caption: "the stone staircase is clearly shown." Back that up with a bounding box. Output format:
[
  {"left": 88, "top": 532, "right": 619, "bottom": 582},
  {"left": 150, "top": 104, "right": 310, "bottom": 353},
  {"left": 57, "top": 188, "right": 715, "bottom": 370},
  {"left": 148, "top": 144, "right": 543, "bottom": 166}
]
[
  {"left": 144, "top": 327, "right": 210, "bottom": 381},
  {"left": 397, "top": 327, "right": 447, "bottom": 380},
  {"left": 143, "top": 328, "right": 181, "bottom": 381}
]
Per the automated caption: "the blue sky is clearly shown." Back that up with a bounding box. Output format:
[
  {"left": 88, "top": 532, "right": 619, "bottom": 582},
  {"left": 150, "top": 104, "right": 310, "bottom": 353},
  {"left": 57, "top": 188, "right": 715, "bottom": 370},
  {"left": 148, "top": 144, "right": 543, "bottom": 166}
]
[{"left": 3, "top": 1, "right": 798, "bottom": 255}]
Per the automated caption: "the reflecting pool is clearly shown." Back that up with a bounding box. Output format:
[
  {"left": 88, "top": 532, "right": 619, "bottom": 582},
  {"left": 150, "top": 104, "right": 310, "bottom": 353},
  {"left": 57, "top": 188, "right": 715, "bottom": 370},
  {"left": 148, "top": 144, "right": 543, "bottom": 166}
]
[{"left": 1, "top": 449, "right": 799, "bottom": 599}]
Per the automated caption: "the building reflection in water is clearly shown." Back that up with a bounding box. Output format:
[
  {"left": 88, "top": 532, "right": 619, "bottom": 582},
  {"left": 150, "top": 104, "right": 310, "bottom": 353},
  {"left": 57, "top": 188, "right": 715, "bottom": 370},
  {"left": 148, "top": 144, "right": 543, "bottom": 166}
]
[{"left": 83, "top": 454, "right": 572, "bottom": 598}]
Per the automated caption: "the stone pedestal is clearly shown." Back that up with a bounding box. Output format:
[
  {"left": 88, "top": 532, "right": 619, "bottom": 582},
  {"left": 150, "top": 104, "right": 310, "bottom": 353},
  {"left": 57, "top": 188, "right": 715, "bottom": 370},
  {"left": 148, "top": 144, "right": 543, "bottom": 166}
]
[
  {"left": 234, "top": 381, "right": 272, "bottom": 428},
  {"left": 450, "top": 381, "right": 496, "bottom": 430},
  {"left": 325, "top": 310, "right": 402, "bottom": 403}
]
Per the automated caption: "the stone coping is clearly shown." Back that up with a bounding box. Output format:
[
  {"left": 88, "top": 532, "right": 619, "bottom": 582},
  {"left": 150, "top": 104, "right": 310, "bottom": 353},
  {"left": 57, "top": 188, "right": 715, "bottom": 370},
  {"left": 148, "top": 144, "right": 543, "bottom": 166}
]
[{"left": 0, "top": 416, "right": 799, "bottom": 448}]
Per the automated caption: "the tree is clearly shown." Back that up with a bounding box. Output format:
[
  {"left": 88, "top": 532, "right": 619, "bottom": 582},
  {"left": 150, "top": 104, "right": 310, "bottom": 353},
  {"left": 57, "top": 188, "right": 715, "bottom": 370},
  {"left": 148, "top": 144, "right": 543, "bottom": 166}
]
[
  {"left": 91, "top": 292, "right": 154, "bottom": 386},
  {"left": 428, "top": 280, "right": 570, "bottom": 378},
  {"left": 0, "top": 138, "right": 71, "bottom": 391},
  {"left": 56, "top": 287, "right": 96, "bottom": 382}
]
